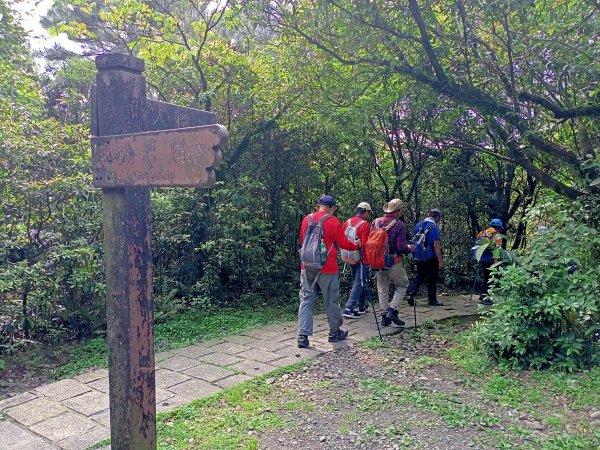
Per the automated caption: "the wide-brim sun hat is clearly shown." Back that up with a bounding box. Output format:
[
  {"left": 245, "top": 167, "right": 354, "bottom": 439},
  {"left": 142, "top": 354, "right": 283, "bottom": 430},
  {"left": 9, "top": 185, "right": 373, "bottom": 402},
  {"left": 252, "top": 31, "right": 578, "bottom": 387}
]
[
  {"left": 356, "top": 202, "right": 372, "bottom": 211},
  {"left": 383, "top": 199, "right": 407, "bottom": 213}
]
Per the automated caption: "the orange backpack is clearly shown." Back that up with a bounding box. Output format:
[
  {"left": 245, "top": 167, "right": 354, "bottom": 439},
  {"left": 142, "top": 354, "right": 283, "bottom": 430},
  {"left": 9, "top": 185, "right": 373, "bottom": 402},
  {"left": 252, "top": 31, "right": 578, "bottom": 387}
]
[{"left": 362, "top": 219, "right": 396, "bottom": 270}]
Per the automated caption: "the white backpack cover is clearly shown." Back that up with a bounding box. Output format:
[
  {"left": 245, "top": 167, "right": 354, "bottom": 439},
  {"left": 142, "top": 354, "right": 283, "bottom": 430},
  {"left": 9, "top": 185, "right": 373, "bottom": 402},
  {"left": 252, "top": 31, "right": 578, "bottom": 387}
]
[{"left": 341, "top": 219, "right": 366, "bottom": 264}]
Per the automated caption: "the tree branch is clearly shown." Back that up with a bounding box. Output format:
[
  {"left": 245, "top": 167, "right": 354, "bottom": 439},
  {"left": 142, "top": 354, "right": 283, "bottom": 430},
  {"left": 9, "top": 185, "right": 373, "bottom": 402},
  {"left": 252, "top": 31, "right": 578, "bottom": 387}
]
[{"left": 519, "top": 92, "right": 600, "bottom": 119}]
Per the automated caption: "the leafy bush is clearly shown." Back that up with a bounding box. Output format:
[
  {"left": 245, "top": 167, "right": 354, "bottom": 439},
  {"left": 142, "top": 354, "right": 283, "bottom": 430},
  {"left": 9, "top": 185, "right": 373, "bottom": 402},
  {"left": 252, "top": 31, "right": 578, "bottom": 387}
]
[{"left": 475, "top": 204, "right": 600, "bottom": 371}]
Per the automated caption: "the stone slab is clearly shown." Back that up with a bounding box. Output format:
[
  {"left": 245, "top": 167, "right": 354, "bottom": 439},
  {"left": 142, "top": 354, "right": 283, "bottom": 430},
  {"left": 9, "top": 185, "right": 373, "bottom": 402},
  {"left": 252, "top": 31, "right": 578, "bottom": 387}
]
[
  {"left": 87, "top": 377, "right": 109, "bottom": 394},
  {"left": 168, "top": 378, "right": 222, "bottom": 400},
  {"left": 208, "top": 342, "right": 251, "bottom": 354},
  {"left": 246, "top": 339, "right": 288, "bottom": 352},
  {"left": 0, "top": 420, "right": 57, "bottom": 449},
  {"left": 230, "top": 360, "right": 277, "bottom": 376},
  {"left": 214, "top": 374, "right": 253, "bottom": 388},
  {"left": 156, "top": 388, "right": 175, "bottom": 403},
  {"left": 173, "top": 344, "right": 214, "bottom": 359},
  {"left": 0, "top": 391, "right": 37, "bottom": 411},
  {"left": 158, "top": 356, "right": 201, "bottom": 371},
  {"left": 30, "top": 412, "right": 97, "bottom": 442},
  {"left": 155, "top": 369, "right": 190, "bottom": 389},
  {"left": 223, "top": 335, "right": 259, "bottom": 345},
  {"left": 155, "top": 349, "right": 180, "bottom": 363},
  {"left": 198, "top": 352, "right": 243, "bottom": 366},
  {"left": 35, "top": 379, "right": 91, "bottom": 402},
  {"left": 235, "top": 349, "right": 284, "bottom": 363},
  {"left": 74, "top": 368, "right": 109, "bottom": 384},
  {"left": 199, "top": 338, "right": 226, "bottom": 347},
  {"left": 157, "top": 395, "right": 191, "bottom": 412},
  {"left": 183, "top": 364, "right": 235, "bottom": 382},
  {"left": 273, "top": 345, "right": 322, "bottom": 359},
  {"left": 90, "top": 409, "right": 110, "bottom": 428},
  {"left": 5, "top": 398, "right": 67, "bottom": 426},
  {"left": 57, "top": 425, "right": 109, "bottom": 450},
  {"left": 62, "top": 390, "right": 109, "bottom": 416}
]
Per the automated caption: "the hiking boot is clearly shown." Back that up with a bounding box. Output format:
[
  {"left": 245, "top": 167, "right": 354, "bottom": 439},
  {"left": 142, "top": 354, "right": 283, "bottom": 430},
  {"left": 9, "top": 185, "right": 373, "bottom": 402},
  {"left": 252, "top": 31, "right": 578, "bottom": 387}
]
[
  {"left": 386, "top": 308, "right": 405, "bottom": 326},
  {"left": 343, "top": 308, "right": 361, "bottom": 319},
  {"left": 428, "top": 299, "right": 444, "bottom": 306},
  {"left": 479, "top": 298, "right": 494, "bottom": 306},
  {"left": 358, "top": 306, "right": 367, "bottom": 314},
  {"left": 297, "top": 335, "right": 309, "bottom": 348},
  {"left": 381, "top": 315, "right": 392, "bottom": 327},
  {"left": 405, "top": 296, "right": 415, "bottom": 306},
  {"left": 328, "top": 328, "right": 349, "bottom": 342}
]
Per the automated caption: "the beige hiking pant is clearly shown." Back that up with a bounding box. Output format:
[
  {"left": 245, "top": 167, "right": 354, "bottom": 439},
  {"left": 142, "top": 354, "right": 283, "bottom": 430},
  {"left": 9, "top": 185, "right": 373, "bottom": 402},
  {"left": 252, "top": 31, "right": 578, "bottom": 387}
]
[{"left": 376, "top": 261, "right": 409, "bottom": 315}]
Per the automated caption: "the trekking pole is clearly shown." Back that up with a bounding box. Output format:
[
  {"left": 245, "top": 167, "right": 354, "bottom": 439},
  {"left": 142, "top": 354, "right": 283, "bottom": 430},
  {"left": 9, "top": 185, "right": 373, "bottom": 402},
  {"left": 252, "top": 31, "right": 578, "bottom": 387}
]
[
  {"left": 365, "top": 269, "right": 383, "bottom": 341},
  {"left": 413, "top": 296, "right": 417, "bottom": 329}
]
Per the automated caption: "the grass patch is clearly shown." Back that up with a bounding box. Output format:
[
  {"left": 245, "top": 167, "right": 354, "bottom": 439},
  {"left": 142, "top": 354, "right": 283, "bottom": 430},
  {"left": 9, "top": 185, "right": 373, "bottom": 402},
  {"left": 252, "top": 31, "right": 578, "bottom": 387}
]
[
  {"left": 359, "top": 336, "right": 388, "bottom": 350},
  {"left": 51, "top": 304, "right": 296, "bottom": 379},
  {"left": 157, "top": 380, "right": 288, "bottom": 450},
  {"left": 409, "top": 356, "right": 441, "bottom": 369},
  {"left": 360, "top": 378, "right": 501, "bottom": 429}
]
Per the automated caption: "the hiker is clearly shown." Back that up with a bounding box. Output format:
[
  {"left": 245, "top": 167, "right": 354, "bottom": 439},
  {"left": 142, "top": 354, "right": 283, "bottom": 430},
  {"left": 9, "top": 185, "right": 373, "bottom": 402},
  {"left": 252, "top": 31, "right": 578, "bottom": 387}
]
[
  {"left": 371, "top": 199, "right": 414, "bottom": 327},
  {"left": 405, "top": 208, "right": 445, "bottom": 307},
  {"left": 341, "top": 202, "right": 372, "bottom": 319},
  {"left": 297, "top": 195, "right": 361, "bottom": 348},
  {"left": 476, "top": 218, "right": 505, "bottom": 305}
]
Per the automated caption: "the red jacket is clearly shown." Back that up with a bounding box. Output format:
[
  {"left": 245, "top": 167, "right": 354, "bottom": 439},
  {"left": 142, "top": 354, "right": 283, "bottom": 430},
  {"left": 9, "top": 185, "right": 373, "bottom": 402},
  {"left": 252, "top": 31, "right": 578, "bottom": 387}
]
[{"left": 300, "top": 211, "right": 359, "bottom": 274}]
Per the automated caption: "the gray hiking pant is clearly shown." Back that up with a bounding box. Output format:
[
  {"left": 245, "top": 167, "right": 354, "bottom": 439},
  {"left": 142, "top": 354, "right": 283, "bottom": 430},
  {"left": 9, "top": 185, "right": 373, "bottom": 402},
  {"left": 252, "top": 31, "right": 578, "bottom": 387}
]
[
  {"left": 376, "top": 260, "right": 409, "bottom": 315},
  {"left": 298, "top": 270, "right": 343, "bottom": 336}
]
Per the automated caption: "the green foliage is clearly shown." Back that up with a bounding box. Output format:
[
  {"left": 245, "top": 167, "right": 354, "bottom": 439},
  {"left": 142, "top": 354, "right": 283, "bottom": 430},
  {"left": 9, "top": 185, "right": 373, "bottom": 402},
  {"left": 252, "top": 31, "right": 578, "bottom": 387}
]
[
  {"left": 194, "top": 178, "right": 298, "bottom": 306},
  {"left": 475, "top": 199, "right": 600, "bottom": 370}
]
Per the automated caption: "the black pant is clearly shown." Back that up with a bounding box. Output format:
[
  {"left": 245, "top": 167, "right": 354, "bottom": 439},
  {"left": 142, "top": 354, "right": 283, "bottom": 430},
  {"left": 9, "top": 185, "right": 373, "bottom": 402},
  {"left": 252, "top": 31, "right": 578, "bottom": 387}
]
[
  {"left": 407, "top": 257, "right": 439, "bottom": 303},
  {"left": 480, "top": 261, "right": 493, "bottom": 298}
]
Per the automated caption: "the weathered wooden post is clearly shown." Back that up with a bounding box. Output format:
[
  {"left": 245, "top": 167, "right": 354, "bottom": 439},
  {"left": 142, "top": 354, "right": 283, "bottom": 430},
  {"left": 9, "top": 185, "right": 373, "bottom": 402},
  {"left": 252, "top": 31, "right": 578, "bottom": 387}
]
[{"left": 91, "top": 53, "right": 226, "bottom": 449}]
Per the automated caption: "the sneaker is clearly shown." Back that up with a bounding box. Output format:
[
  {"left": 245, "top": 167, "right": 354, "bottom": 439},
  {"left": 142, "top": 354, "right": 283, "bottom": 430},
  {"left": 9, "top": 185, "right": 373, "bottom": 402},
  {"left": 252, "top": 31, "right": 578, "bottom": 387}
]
[
  {"left": 479, "top": 298, "right": 494, "bottom": 306},
  {"left": 358, "top": 306, "right": 367, "bottom": 314},
  {"left": 328, "top": 329, "right": 349, "bottom": 342},
  {"left": 343, "top": 308, "right": 361, "bottom": 319},
  {"left": 297, "top": 335, "right": 309, "bottom": 348},
  {"left": 386, "top": 308, "right": 405, "bottom": 326},
  {"left": 428, "top": 300, "right": 444, "bottom": 306},
  {"left": 381, "top": 315, "right": 392, "bottom": 327},
  {"left": 405, "top": 296, "right": 415, "bottom": 306}
]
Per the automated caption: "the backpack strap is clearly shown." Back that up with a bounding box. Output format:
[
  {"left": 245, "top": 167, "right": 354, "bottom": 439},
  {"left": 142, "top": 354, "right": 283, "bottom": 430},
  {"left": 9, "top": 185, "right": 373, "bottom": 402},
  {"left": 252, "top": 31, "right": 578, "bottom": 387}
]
[
  {"left": 354, "top": 219, "right": 366, "bottom": 229},
  {"left": 384, "top": 219, "right": 397, "bottom": 231},
  {"left": 317, "top": 213, "right": 332, "bottom": 225}
]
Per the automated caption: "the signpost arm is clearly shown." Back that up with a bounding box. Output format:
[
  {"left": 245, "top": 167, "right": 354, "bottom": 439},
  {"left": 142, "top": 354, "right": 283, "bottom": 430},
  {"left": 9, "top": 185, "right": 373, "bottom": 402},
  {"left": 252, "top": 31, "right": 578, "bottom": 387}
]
[{"left": 92, "top": 54, "right": 156, "bottom": 449}]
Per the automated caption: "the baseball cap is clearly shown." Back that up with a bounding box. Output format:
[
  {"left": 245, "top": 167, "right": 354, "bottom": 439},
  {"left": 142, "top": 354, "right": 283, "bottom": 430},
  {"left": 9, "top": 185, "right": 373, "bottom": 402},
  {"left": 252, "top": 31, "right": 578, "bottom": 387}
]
[
  {"left": 318, "top": 195, "right": 336, "bottom": 207},
  {"left": 491, "top": 218, "right": 503, "bottom": 228},
  {"left": 356, "top": 202, "right": 372, "bottom": 211},
  {"left": 429, "top": 208, "right": 442, "bottom": 217}
]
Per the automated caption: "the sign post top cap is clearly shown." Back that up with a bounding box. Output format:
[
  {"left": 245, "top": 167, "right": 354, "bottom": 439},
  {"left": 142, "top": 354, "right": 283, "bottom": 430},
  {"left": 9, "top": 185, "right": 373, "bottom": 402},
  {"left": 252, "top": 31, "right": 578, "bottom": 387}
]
[{"left": 96, "top": 54, "right": 145, "bottom": 73}]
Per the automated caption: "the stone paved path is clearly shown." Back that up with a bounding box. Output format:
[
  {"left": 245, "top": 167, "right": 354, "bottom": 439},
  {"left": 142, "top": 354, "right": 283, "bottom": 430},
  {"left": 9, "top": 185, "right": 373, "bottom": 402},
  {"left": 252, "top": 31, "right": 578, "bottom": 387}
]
[{"left": 0, "top": 294, "right": 479, "bottom": 449}]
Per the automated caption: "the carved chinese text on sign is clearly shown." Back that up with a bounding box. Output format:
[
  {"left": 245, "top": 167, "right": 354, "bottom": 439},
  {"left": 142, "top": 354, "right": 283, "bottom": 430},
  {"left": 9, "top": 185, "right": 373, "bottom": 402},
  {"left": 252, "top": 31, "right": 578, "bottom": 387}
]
[{"left": 91, "top": 124, "right": 227, "bottom": 187}]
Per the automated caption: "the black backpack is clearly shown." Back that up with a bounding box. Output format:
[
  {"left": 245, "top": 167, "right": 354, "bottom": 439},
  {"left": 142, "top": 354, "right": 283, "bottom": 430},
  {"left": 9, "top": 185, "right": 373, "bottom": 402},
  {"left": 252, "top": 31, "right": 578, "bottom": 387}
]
[{"left": 299, "top": 214, "right": 333, "bottom": 281}]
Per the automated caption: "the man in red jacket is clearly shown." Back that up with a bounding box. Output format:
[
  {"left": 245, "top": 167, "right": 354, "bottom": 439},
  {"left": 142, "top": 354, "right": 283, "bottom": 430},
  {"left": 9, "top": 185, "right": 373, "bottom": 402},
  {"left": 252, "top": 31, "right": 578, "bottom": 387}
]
[
  {"left": 297, "top": 195, "right": 361, "bottom": 348},
  {"left": 341, "top": 202, "right": 372, "bottom": 319}
]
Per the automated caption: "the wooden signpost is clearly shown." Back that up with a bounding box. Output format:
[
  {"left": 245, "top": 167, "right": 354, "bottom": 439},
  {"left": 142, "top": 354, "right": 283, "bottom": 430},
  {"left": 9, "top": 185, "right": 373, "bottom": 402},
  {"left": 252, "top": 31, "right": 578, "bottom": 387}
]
[{"left": 91, "top": 53, "right": 227, "bottom": 449}]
